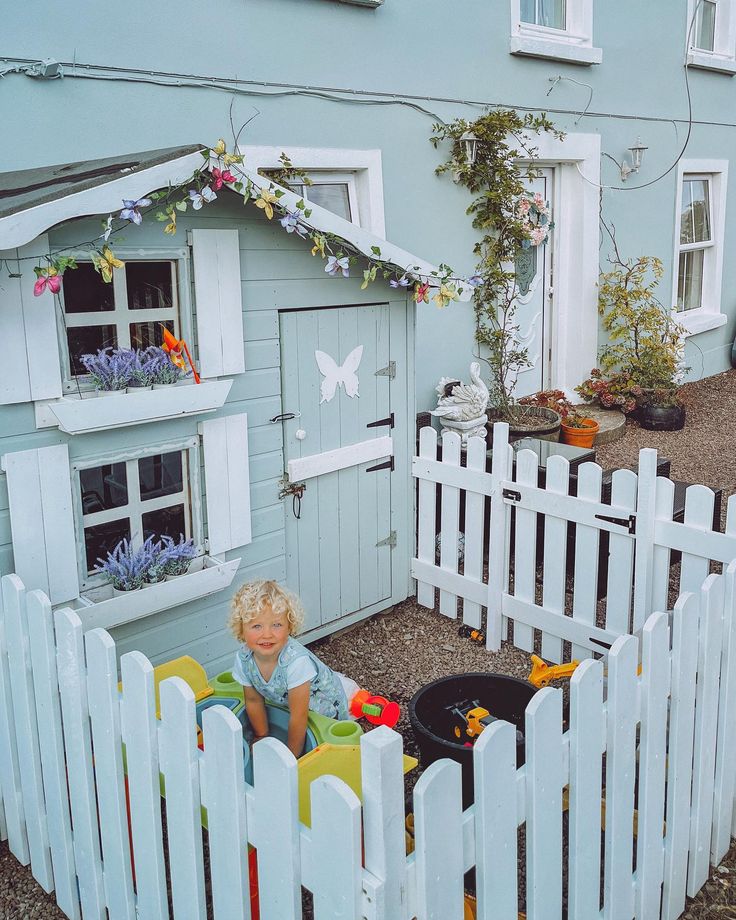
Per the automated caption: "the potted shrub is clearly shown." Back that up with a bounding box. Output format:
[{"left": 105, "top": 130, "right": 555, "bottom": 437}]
[
  {"left": 638, "top": 387, "right": 686, "bottom": 431},
  {"left": 80, "top": 348, "right": 134, "bottom": 395},
  {"left": 575, "top": 369, "right": 642, "bottom": 416},
  {"left": 161, "top": 535, "right": 198, "bottom": 578},
  {"left": 585, "top": 251, "right": 687, "bottom": 431},
  {"left": 515, "top": 389, "right": 573, "bottom": 442},
  {"left": 96, "top": 538, "right": 147, "bottom": 594},
  {"left": 560, "top": 412, "right": 600, "bottom": 448}
]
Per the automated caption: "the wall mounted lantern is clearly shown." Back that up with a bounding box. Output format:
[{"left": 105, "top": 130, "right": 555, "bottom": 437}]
[
  {"left": 620, "top": 138, "right": 648, "bottom": 181},
  {"left": 460, "top": 131, "right": 479, "bottom": 167}
]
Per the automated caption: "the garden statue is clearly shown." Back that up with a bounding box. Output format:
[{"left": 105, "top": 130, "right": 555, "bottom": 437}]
[{"left": 431, "top": 361, "right": 490, "bottom": 444}]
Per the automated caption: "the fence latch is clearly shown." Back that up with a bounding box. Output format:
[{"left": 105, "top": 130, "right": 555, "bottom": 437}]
[
  {"left": 502, "top": 488, "right": 522, "bottom": 503},
  {"left": 595, "top": 512, "right": 637, "bottom": 534}
]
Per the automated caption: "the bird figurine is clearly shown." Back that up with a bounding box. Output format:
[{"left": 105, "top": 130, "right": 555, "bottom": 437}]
[{"left": 431, "top": 362, "right": 490, "bottom": 422}]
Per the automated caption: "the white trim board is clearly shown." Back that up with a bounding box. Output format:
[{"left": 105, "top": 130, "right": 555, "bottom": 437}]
[
  {"left": 517, "top": 130, "right": 601, "bottom": 398},
  {"left": 288, "top": 435, "right": 393, "bottom": 482}
]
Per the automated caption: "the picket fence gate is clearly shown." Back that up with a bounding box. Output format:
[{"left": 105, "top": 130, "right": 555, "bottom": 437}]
[
  {"left": 1, "top": 557, "right": 736, "bottom": 920},
  {"left": 414, "top": 422, "right": 736, "bottom": 660}
]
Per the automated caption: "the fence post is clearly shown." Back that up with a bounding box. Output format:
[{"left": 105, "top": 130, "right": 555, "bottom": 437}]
[
  {"left": 439, "top": 431, "right": 462, "bottom": 619},
  {"left": 416, "top": 426, "right": 438, "bottom": 610},
  {"left": 55, "top": 608, "right": 106, "bottom": 919},
  {"left": 0, "top": 574, "right": 29, "bottom": 864},
  {"left": 360, "top": 727, "right": 407, "bottom": 919},
  {"left": 26, "top": 590, "right": 80, "bottom": 920},
  {"left": 462, "top": 436, "right": 488, "bottom": 630},
  {"left": 311, "top": 776, "right": 362, "bottom": 920},
  {"left": 202, "top": 705, "right": 250, "bottom": 920},
  {"left": 487, "top": 422, "right": 510, "bottom": 650},
  {"left": 712, "top": 554, "right": 736, "bottom": 862},
  {"left": 632, "top": 447, "right": 659, "bottom": 632}
]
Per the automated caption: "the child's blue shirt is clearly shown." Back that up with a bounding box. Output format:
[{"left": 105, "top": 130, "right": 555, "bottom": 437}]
[{"left": 233, "top": 637, "right": 350, "bottom": 720}]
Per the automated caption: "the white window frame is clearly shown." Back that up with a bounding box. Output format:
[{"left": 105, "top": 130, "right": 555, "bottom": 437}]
[
  {"left": 687, "top": 0, "right": 736, "bottom": 74},
  {"left": 71, "top": 436, "right": 203, "bottom": 590},
  {"left": 672, "top": 159, "right": 729, "bottom": 336},
  {"left": 510, "top": 0, "right": 602, "bottom": 65},
  {"left": 286, "top": 171, "right": 361, "bottom": 226},
  {"left": 58, "top": 246, "right": 193, "bottom": 393},
  {"left": 241, "top": 146, "right": 385, "bottom": 237}
]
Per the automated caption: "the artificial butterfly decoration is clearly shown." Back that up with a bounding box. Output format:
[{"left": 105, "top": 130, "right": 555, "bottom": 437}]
[
  {"left": 33, "top": 266, "right": 61, "bottom": 297},
  {"left": 210, "top": 167, "right": 236, "bottom": 191},
  {"left": 120, "top": 197, "right": 152, "bottom": 225},
  {"left": 161, "top": 326, "right": 200, "bottom": 384},
  {"left": 254, "top": 188, "right": 278, "bottom": 220},
  {"left": 92, "top": 247, "right": 125, "bottom": 283},
  {"left": 414, "top": 282, "right": 430, "bottom": 304},
  {"left": 314, "top": 345, "right": 363, "bottom": 404},
  {"left": 189, "top": 186, "right": 217, "bottom": 210}
]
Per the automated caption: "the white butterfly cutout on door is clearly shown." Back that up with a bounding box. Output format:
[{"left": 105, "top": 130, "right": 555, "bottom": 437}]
[{"left": 314, "top": 345, "right": 364, "bottom": 403}]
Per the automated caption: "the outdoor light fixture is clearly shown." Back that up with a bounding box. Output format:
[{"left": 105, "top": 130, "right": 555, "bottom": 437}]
[
  {"left": 620, "top": 137, "right": 648, "bottom": 181},
  {"left": 460, "top": 130, "right": 479, "bottom": 166}
]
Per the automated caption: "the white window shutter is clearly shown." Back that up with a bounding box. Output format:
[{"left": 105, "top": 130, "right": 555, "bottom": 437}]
[
  {"left": 0, "top": 235, "right": 62, "bottom": 405},
  {"left": 201, "top": 413, "right": 252, "bottom": 554},
  {"left": 2, "top": 444, "right": 79, "bottom": 604},
  {"left": 190, "top": 229, "right": 245, "bottom": 378}
]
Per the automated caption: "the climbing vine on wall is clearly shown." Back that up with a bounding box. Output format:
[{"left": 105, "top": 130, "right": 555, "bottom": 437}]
[{"left": 432, "top": 111, "right": 563, "bottom": 419}]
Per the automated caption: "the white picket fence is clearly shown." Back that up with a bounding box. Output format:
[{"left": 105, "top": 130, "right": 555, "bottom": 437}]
[
  {"left": 414, "top": 422, "right": 736, "bottom": 660},
  {"left": 1, "top": 564, "right": 735, "bottom": 919}
]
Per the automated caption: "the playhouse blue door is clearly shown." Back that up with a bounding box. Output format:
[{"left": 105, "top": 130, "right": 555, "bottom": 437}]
[{"left": 279, "top": 304, "right": 395, "bottom": 633}]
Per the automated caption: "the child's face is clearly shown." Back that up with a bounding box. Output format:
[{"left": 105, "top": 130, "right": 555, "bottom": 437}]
[{"left": 242, "top": 603, "right": 289, "bottom": 660}]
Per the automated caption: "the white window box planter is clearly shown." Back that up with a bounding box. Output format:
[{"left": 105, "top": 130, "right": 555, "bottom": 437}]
[
  {"left": 71, "top": 554, "right": 240, "bottom": 631},
  {"left": 35, "top": 379, "right": 233, "bottom": 434}
]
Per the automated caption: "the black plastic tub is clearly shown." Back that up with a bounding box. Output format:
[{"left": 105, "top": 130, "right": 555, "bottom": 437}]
[{"left": 409, "top": 672, "right": 537, "bottom": 807}]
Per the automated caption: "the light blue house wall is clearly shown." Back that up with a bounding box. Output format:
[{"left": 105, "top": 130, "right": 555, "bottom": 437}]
[{"left": 1, "top": 0, "right": 734, "bottom": 668}]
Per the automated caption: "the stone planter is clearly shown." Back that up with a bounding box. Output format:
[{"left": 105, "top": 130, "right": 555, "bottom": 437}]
[{"left": 487, "top": 406, "right": 561, "bottom": 444}]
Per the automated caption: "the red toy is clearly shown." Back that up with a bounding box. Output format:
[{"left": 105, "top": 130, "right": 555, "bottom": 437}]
[{"left": 350, "top": 689, "right": 401, "bottom": 728}]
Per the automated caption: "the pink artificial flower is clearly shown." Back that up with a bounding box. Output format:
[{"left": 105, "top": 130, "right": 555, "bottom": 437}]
[
  {"left": 531, "top": 227, "right": 546, "bottom": 245},
  {"left": 211, "top": 167, "right": 236, "bottom": 190},
  {"left": 517, "top": 197, "right": 531, "bottom": 215},
  {"left": 533, "top": 192, "right": 545, "bottom": 207}
]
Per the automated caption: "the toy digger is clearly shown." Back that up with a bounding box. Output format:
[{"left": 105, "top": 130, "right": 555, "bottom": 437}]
[{"left": 449, "top": 699, "right": 498, "bottom": 744}]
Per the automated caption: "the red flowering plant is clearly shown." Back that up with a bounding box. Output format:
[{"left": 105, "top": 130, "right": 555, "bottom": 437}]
[
  {"left": 518, "top": 389, "right": 574, "bottom": 419},
  {"left": 575, "top": 369, "right": 643, "bottom": 414}
]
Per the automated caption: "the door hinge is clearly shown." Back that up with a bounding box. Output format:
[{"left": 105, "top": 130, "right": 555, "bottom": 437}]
[
  {"left": 376, "top": 530, "right": 397, "bottom": 549},
  {"left": 375, "top": 361, "right": 396, "bottom": 379},
  {"left": 366, "top": 456, "right": 394, "bottom": 473},
  {"left": 366, "top": 412, "right": 394, "bottom": 429},
  {"left": 594, "top": 513, "right": 637, "bottom": 534}
]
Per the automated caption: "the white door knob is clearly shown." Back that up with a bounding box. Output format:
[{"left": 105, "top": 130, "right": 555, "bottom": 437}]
[{"left": 295, "top": 429, "right": 307, "bottom": 441}]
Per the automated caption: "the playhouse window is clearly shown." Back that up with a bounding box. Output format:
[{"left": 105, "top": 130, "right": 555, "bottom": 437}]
[
  {"left": 287, "top": 172, "right": 360, "bottom": 225},
  {"left": 76, "top": 445, "right": 196, "bottom": 582},
  {"left": 60, "top": 259, "right": 180, "bottom": 386}
]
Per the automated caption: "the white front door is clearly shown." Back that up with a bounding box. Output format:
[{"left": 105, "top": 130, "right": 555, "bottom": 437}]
[{"left": 513, "top": 169, "right": 555, "bottom": 398}]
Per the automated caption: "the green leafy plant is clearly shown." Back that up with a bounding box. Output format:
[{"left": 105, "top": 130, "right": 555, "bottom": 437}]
[
  {"left": 518, "top": 389, "right": 573, "bottom": 419},
  {"left": 596, "top": 252, "right": 687, "bottom": 400},
  {"left": 575, "top": 369, "right": 643, "bottom": 414},
  {"left": 432, "top": 110, "right": 563, "bottom": 420}
]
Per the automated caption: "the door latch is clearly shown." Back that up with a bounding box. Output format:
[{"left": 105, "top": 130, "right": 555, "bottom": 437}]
[{"left": 279, "top": 479, "right": 307, "bottom": 519}]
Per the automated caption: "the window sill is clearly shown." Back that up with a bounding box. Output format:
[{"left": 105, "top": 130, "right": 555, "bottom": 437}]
[
  {"left": 687, "top": 50, "right": 736, "bottom": 74},
  {"left": 71, "top": 555, "right": 240, "bottom": 631},
  {"left": 35, "top": 379, "right": 233, "bottom": 434},
  {"left": 327, "top": 0, "right": 383, "bottom": 6},
  {"left": 510, "top": 34, "right": 602, "bottom": 65},
  {"left": 676, "top": 311, "right": 728, "bottom": 336}
]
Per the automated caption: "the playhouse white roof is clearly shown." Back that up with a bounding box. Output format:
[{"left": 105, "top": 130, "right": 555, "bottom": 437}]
[{"left": 0, "top": 145, "right": 472, "bottom": 299}]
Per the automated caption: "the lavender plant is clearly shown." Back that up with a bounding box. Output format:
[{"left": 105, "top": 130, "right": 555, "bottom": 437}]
[
  {"left": 161, "top": 534, "right": 198, "bottom": 576},
  {"left": 128, "top": 348, "right": 159, "bottom": 388},
  {"left": 80, "top": 348, "right": 135, "bottom": 391},
  {"left": 139, "top": 535, "right": 168, "bottom": 583},
  {"left": 147, "top": 347, "right": 184, "bottom": 385},
  {"left": 95, "top": 538, "right": 148, "bottom": 591}
]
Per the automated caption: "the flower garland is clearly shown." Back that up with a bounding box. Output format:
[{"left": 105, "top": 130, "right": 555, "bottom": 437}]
[
  {"left": 30, "top": 139, "right": 471, "bottom": 309},
  {"left": 515, "top": 193, "right": 554, "bottom": 249}
]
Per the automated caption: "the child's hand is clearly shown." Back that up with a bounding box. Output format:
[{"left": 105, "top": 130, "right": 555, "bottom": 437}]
[{"left": 287, "top": 681, "right": 311, "bottom": 758}]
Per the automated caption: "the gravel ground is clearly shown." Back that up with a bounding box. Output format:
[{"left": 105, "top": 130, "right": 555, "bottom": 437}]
[{"left": 2, "top": 372, "right": 735, "bottom": 918}]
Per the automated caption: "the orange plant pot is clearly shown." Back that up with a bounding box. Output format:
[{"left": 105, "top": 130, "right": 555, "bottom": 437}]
[{"left": 560, "top": 418, "right": 599, "bottom": 448}]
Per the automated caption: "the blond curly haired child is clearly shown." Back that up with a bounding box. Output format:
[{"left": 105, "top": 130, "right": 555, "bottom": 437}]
[{"left": 229, "top": 580, "right": 358, "bottom": 757}]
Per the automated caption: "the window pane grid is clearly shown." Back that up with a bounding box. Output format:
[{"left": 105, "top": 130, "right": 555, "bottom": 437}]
[{"left": 80, "top": 451, "right": 191, "bottom": 576}]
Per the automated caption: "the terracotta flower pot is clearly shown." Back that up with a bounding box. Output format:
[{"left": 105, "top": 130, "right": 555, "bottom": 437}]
[{"left": 560, "top": 417, "right": 599, "bottom": 448}]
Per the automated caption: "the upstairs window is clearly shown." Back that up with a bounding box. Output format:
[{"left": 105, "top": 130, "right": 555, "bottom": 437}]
[
  {"left": 520, "top": 0, "right": 566, "bottom": 30},
  {"left": 687, "top": 0, "right": 736, "bottom": 72},
  {"left": 60, "top": 259, "right": 180, "bottom": 386},
  {"left": 510, "top": 0, "right": 601, "bottom": 64},
  {"left": 677, "top": 176, "right": 712, "bottom": 311}
]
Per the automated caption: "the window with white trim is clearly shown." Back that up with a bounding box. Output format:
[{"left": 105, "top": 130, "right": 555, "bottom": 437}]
[
  {"left": 73, "top": 440, "right": 200, "bottom": 587},
  {"left": 60, "top": 257, "right": 182, "bottom": 389},
  {"left": 673, "top": 161, "right": 729, "bottom": 334},
  {"left": 287, "top": 171, "right": 361, "bottom": 225},
  {"left": 510, "top": 0, "right": 602, "bottom": 64},
  {"left": 687, "top": 0, "right": 736, "bottom": 73}
]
